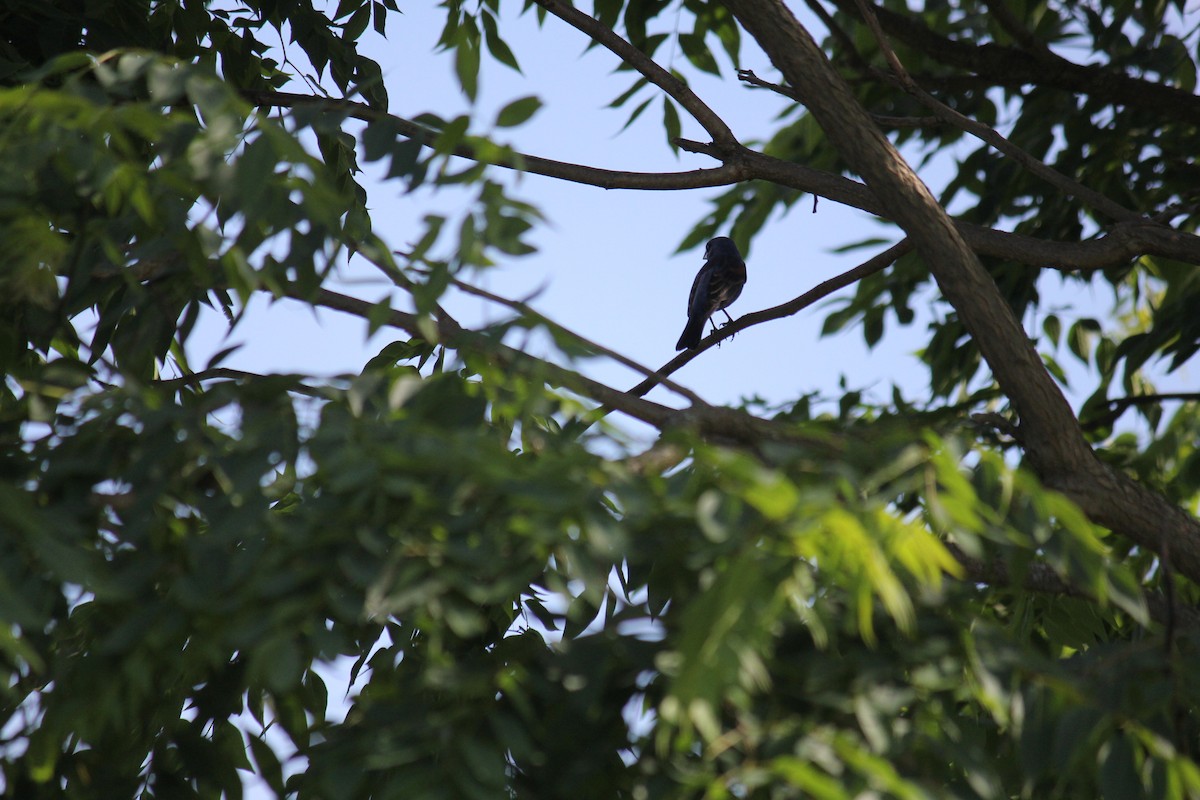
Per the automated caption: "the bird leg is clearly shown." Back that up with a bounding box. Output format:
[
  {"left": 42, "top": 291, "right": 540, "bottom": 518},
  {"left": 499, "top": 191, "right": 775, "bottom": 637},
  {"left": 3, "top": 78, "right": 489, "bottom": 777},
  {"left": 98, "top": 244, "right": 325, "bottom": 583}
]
[
  {"left": 708, "top": 311, "right": 739, "bottom": 347},
  {"left": 719, "top": 310, "right": 737, "bottom": 342}
]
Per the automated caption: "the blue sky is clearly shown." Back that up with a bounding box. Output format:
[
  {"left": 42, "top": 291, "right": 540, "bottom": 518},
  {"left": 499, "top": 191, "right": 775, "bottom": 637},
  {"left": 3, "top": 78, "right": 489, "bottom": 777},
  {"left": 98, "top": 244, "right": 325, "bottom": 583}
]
[
  {"left": 182, "top": 1, "right": 1167, "bottom": 447},
  {"left": 185, "top": 1, "right": 979, "bottom": 441}
]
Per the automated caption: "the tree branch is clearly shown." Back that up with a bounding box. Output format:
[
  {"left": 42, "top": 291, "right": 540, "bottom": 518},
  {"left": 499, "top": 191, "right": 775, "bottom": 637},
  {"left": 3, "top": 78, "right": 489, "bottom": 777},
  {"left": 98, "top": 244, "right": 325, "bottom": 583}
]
[
  {"left": 447, "top": 275, "right": 711, "bottom": 408},
  {"left": 1082, "top": 392, "right": 1200, "bottom": 430},
  {"left": 153, "top": 367, "right": 326, "bottom": 398},
  {"left": 738, "top": 68, "right": 949, "bottom": 130},
  {"left": 981, "top": 0, "right": 1053, "bottom": 57},
  {"left": 803, "top": 0, "right": 856, "bottom": 53},
  {"left": 733, "top": 146, "right": 1200, "bottom": 270},
  {"left": 242, "top": 89, "right": 747, "bottom": 191}
]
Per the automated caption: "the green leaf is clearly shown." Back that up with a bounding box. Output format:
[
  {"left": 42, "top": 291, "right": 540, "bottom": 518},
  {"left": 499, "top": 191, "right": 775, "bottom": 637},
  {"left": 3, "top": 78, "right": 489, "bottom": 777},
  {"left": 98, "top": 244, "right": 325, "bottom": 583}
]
[
  {"left": 494, "top": 95, "right": 542, "bottom": 128},
  {"left": 344, "top": 4, "right": 371, "bottom": 40},
  {"left": 1068, "top": 318, "right": 1101, "bottom": 363},
  {"left": 608, "top": 76, "right": 648, "bottom": 108},
  {"left": 1042, "top": 313, "right": 1061, "bottom": 347},
  {"left": 481, "top": 10, "right": 521, "bottom": 72},
  {"left": 247, "top": 734, "right": 287, "bottom": 795},
  {"left": 455, "top": 33, "right": 481, "bottom": 102},
  {"left": 678, "top": 33, "right": 720, "bottom": 75},
  {"left": 662, "top": 96, "right": 681, "bottom": 151},
  {"left": 619, "top": 96, "right": 653, "bottom": 132}
]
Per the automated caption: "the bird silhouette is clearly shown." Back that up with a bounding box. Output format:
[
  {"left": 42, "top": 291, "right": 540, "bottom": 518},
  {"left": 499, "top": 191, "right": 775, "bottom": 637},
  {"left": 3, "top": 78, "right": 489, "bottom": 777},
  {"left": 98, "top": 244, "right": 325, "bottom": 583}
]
[{"left": 675, "top": 236, "right": 747, "bottom": 351}]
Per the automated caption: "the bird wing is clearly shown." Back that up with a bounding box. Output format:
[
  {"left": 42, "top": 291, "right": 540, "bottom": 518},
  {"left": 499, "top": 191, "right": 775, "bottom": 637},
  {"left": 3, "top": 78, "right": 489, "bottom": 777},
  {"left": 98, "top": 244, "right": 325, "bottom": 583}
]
[{"left": 686, "top": 262, "right": 714, "bottom": 319}]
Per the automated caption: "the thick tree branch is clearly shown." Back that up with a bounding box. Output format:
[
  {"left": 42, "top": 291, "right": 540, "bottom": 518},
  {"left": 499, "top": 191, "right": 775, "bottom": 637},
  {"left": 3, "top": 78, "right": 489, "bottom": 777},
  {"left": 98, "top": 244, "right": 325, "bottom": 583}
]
[
  {"left": 722, "top": 0, "right": 1200, "bottom": 583},
  {"left": 732, "top": 145, "right": 1200, "bottom": 270}
]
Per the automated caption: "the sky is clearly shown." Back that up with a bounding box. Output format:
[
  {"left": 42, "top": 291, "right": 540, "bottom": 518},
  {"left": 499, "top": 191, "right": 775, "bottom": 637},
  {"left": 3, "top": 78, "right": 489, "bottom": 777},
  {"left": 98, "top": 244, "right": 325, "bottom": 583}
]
[
  {"left": 185, "top": 0, "right": 1011, "bottom": 445},
  {"left": 181, "top": 1, "right": 1199, "bottom": 451}
]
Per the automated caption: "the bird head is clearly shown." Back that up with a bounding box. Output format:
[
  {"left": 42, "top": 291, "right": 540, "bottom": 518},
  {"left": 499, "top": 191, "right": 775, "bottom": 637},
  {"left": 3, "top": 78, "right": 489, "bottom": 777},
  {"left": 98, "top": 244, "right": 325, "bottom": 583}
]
[{"left": 705, "top": 236, "right": 741, "bottom": 261}]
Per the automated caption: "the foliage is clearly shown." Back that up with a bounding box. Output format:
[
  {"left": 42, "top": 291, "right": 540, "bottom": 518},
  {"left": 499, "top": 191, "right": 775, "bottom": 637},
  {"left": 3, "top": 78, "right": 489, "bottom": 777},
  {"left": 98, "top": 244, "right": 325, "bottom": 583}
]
[{"left": 1, "top": 1, "right": 1199, "bottom": 799}]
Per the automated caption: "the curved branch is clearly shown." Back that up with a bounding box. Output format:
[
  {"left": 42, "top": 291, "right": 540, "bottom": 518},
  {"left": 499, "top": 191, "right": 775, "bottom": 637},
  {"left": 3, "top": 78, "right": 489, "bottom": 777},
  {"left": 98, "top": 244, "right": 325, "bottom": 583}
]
[
  {"left": 1104, "top": 392, "right": 1200, "bottom": 411},
  {"left": 1082, "top": 392, "right": 1200, "bottom": 430},
  {"left": 243, "top": 89, "right": 747, "bottom": 191},
  {"left": 153, "top": 368, "right": 327, "bottom": 398},
  {"left": 735, "top": 147, "right": 1200, "bottom": 269}
]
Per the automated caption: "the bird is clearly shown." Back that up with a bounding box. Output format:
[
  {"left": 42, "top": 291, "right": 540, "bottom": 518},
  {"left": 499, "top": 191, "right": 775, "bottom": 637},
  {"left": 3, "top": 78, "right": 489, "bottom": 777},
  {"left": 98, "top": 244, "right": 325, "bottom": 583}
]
[{"left": 675, "top": 236, "right": 747, "bottom": 351}]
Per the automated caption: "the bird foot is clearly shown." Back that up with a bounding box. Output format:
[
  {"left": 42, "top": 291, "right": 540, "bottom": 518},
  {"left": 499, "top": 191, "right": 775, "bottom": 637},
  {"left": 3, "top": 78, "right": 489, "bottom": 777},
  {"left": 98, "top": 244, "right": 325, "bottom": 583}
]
[{"left": 709, "top": 323, "right": 737, "bottom": 348}]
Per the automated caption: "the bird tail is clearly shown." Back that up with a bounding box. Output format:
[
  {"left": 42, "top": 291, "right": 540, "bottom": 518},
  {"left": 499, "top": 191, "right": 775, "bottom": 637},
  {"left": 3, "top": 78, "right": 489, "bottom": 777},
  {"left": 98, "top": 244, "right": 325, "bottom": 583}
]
[{"left": 675, "top": 315, "right": 706, "bottom": 350}]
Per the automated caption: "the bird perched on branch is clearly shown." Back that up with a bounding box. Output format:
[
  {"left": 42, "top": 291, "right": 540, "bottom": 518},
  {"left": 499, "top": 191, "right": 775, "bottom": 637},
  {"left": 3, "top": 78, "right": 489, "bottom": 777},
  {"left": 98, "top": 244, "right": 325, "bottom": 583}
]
[{"left": 675, "top": 236, "right": 747, "bottom": 351}]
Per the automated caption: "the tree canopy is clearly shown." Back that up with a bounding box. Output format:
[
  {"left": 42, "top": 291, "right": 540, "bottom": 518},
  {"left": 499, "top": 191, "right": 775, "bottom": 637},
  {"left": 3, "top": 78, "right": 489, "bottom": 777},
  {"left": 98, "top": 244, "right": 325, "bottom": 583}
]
[{"left": 2, "top": 0, "right": 1200, "bottom": 797}]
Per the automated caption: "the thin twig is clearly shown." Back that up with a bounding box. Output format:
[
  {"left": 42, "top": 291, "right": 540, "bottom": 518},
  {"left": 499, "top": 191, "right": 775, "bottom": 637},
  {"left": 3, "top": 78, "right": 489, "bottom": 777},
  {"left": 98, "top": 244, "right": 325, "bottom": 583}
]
[
  {"left": 1162, "top": 539, "right": 1177, "bottom": 654},
  {"left": 627, "top": 240, "right": 912, "bottom": 397},
  {"left": 870, "top": 113, "right": 950, "bottom": 130},
  {"left": 737, "top": 69, "right": 802, "bottom": 101},
  {"left": 982, "top": 0, "right": 1053, "bottom": 57},
  {"left": 802, "top": 0, "right": 866, "bottom": 68},
  {"left": 449, "top": 276, "right": 711, "bottom": 407},
  {"left": 738, "top": 69, "right": 947, "bottom": 129}
]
